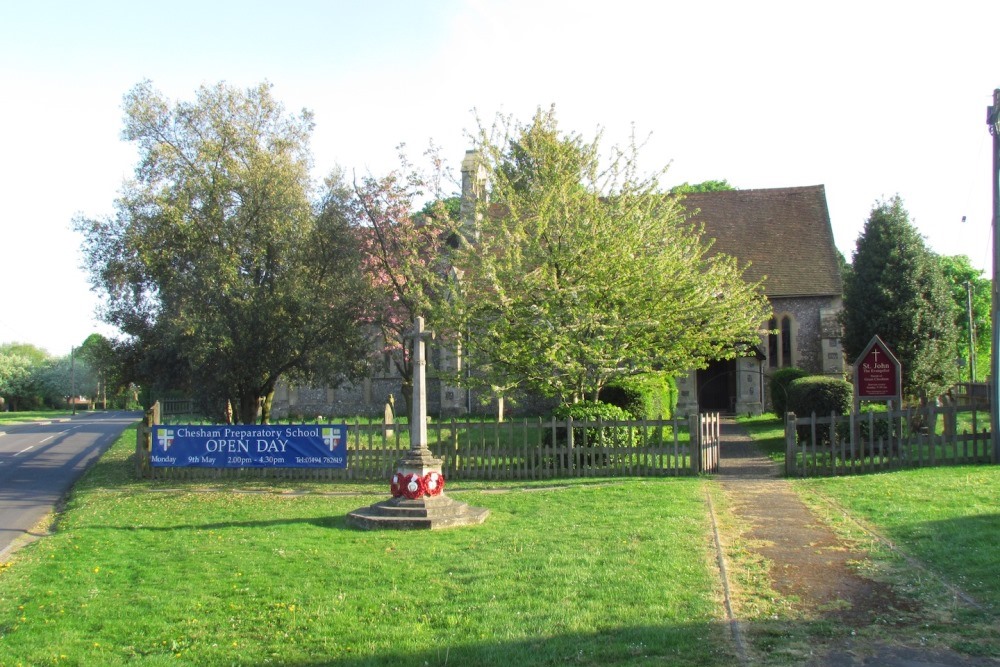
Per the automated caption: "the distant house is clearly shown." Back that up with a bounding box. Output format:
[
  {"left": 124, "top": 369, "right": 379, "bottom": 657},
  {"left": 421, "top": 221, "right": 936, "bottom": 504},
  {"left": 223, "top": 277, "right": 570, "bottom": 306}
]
[
  {"left": 674, "top": 186, "right": 845, "bottom": 415},
  {"left": 271, "top": 157, "right": 844, "bottom": 419}
]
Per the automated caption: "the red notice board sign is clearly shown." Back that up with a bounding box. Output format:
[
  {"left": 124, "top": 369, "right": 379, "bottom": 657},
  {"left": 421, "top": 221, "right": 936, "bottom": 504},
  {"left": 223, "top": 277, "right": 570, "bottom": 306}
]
[{"left": 853, "top": 335, "right": 902, "bottom": 402}]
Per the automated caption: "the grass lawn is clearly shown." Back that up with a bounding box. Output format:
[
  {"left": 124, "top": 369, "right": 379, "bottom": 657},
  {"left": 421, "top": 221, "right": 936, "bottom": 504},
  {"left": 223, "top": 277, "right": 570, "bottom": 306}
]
[
  {"left": 735, "top": 414, "right": 785, "bottom": 461},
  {"left": 0, "top": 426, "right": 734, "bottom": 666},
  {"left": 0, "top": 410, "right": 72, "bottom": 425},
  {"left": 795, "top": 467, "right": 1000, "bottom": 657},
  {"left": 797, "top": 465, "right": 1000, "bottom": 608},
  {"left": 739, "top": 415, "right": 1000, "bottom": 657}
]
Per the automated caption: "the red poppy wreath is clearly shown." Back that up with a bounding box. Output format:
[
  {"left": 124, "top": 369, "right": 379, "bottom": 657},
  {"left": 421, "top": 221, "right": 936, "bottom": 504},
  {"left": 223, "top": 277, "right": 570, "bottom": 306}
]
[
  {"left": 423, "top": 472, "right": 445, "bottom": 497},
  {"left": 390, "top": 472, "right": 404, "bottom": 498},
  {"left": 401, "top": 473, "right": 425, "bottom": 500}
]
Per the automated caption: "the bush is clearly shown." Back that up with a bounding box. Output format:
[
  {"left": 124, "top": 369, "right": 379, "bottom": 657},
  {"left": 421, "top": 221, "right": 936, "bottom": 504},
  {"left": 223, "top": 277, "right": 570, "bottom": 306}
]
[
  {"left": 544, "top": 401, "right": 636, "bottom": 468},
  {"left": 769, "top": 367, "right": 809, "bottom": 417},
  {"left": 857, "top": 403, "right": 892, "bottom": 443},
  {"left": 786, "top": 376, "right": 853, "bottom": 417},
  {"left": 788, "top": 376, "right": 853, "bottom": 446},
  {"left": 599, "top": 373, "right": 678, "bottom": 420}
]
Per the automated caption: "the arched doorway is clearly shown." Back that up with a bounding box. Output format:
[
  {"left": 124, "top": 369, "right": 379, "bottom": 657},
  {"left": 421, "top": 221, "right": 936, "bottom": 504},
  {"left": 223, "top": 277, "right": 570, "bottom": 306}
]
[{"left": 697, "top": 359, "right": 737, "bottom": 413}]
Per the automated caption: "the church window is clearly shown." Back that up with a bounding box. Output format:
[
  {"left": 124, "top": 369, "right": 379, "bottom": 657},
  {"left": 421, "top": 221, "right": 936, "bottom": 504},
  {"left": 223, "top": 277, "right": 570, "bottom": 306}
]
[{"left": 768, "top": 314, "right": 795, "bottom": 368}]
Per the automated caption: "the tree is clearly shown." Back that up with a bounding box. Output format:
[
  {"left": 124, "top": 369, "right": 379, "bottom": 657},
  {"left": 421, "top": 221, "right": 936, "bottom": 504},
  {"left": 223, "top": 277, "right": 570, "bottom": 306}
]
[
  {"left": 841, "top": 196, "right": 959, "bottom": 400},
  {"left": 350, "top": 146, "right": 461, "bottom": 414},
  {"left": 0, "top": 347, "right": 35, "bottom": 410},
  {"left": 77, "top": 333, "right": 136, "bottom": 409},
  {"left": 0, "top": 343, "right": 90, "bottom": 410},
  {"left": 669, "top": 179, "right": 735, "bottom": 195},
  {"left": 935, "top": 254, "right": 990, "bottom": 382},
  {"left": 456, "top": 107, "right": 771, "bottom": 404},
  {"left": 75, "top": 81, "right": 371, "bottom": 424}
]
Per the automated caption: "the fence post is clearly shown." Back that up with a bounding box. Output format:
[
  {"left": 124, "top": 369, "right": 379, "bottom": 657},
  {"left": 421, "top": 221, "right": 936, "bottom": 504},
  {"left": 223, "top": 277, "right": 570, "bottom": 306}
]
[
  {"left": 136, "top": 401, "right": 160, "bottom": 478},
  {"left": 689, "top": 414, "right": 701, "bottom": 473},
  {"left": 785, "top": 412, "right": 796, "bottom": 476},
  {"left": 713, "top": 413, "right": 720, "bottom": 472}
]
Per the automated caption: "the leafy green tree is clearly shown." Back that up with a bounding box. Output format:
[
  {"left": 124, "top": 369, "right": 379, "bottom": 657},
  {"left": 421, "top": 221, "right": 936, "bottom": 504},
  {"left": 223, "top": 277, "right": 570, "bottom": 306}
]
[
  {"left": 38, "top": 353, "right": 97, "bottom": 408},
  {"left": 75, "top": 81, "right": 371, "bottom": 423},
  {"left": 1, "top": 342, "right": 49, "bottom": 366},
  {"left": 0, "top": 347, "right": 36, "bottom": 410},
  {"left": 935, "top": 254, "right": 990, "bottom": 382},
  {"left": 841, "top": 196, "right": 959, "bottom": 400},
  {"left": 456, "top": 107, "right": 770, "bottom": 404},
  {"left": 668, "top": 180, "right": 734, "bottom": 195},
  {"left": 76, "top": 333, "right": 139, "bottom": 408}
]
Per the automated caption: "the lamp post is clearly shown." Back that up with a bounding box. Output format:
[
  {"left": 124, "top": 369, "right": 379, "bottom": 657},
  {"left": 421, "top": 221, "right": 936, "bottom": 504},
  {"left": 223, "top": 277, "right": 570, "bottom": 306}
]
[
  {"left": 70, "top": 346, "right": 76, "bottom": 416},
  {"left": 988, "top": 89, "right": 1000, "bottom": 463},
  {"left": 967, "top": 281, "right": 977, "bottom": 383}
]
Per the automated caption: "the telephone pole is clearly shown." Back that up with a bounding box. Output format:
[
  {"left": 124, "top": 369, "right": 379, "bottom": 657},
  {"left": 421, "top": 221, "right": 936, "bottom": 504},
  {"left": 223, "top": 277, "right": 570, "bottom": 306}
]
[{"left": 989, "top": 88, "right": 1000, "bottom": 463}]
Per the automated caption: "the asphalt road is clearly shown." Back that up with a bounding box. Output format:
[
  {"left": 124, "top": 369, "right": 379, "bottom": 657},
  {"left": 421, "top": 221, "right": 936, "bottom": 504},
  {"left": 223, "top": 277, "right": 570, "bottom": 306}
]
[{"left": 0, "top": 411, "right": 140, "bottom": 559}]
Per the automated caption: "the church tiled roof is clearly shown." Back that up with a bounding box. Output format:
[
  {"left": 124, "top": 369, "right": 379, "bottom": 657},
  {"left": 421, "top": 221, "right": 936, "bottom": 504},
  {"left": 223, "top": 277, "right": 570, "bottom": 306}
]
[{"left": 679, "top": 185, "right": 842, "bottom": 298}]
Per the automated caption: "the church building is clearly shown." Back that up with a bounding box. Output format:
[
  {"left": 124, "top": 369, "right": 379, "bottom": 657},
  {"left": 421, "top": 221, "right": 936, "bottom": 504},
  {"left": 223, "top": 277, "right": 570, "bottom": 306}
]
[
  {"left": 674, "top": 186, "right": 845, "bottom": 415},
  {"left": 271, "top": 153, "right": 845, "bottom": 418}
]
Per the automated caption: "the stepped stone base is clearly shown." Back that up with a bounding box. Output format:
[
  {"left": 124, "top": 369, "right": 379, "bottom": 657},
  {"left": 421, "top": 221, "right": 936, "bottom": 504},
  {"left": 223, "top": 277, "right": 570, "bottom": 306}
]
[{"left": 346, "top": 493, "right": 490, "bottom": 530}]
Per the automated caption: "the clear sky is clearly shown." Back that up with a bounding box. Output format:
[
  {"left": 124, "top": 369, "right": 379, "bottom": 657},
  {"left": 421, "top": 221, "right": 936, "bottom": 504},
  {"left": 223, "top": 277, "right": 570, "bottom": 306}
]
[{"left": 1, "top": 0, "right": 997, "bottom": 356}]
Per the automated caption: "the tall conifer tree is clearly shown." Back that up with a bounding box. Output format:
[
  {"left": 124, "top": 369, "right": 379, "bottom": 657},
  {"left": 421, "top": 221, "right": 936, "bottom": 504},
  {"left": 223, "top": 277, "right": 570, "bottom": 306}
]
[{"left": 842, "top": 196, "right": 958, "bottom": 400}]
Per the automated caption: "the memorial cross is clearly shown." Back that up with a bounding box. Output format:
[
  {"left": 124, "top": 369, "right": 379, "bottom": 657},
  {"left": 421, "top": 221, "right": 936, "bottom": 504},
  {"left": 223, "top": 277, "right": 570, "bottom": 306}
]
[{"left": 405, "top": 316, "right": 435, "bottom": 451}]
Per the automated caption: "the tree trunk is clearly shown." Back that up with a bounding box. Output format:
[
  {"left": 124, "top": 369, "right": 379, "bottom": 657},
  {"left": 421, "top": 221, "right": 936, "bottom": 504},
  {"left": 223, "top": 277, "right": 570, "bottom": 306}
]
[
  {"left": 238, "top": 393, "right": 259, "bottom": 425},
  {"left": 260, "top": 389, "right": 275, "bottom": 424}
]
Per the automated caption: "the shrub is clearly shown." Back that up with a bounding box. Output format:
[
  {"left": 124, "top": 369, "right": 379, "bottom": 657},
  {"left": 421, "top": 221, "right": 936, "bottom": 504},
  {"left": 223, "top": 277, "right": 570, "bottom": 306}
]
[
  {"left": 599, "top": 373, "right": 678, "bottom": 420},
  {"left": 786, "top": 376, "right": 853, "bottom": 417},
  {"left": 769, "top": 367, "right": 809, "bottom": 417},
  {"left": 544, "top": 401, "right": 636, "bottom": 467},
  {"left": 788, "top": 375, "right": 853, "bottom": 446},
  {"left": 857, "top": 403, "right": 892, "bottom": 443},
  {"left": 551, "top": 401, "right": 634, "bottom": 442}
]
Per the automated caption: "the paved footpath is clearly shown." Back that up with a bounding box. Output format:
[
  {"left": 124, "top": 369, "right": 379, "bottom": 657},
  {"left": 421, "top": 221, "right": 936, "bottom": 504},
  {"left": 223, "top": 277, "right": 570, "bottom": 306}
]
[{"left": 715, "top": 418, "right": 997, "bottom": 667}]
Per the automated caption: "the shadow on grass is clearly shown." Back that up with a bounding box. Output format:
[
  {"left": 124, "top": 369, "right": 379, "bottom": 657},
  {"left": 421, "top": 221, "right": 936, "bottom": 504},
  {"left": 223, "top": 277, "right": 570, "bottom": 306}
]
[
  {"left": 84, "top": 514, "right": 353, "bottom": 532},
  {"left": 903, "top": 513, "right": 1000, "bottom": 611},
  {"left": 223, "top": 622, "right": 742, "bottom": 666},
  {"left": 177, "top": 618, "right": 998, "bottom": 667}
]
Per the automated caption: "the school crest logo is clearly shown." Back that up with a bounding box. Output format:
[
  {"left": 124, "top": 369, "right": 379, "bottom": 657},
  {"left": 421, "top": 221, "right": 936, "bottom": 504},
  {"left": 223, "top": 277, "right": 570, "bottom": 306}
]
[{"left": 157, "top": 429, "right": 174, "bottom": 451}]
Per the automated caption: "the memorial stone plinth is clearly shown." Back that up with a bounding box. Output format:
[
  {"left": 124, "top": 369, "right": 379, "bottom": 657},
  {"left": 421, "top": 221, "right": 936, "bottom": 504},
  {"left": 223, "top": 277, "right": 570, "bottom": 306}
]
[{"left": 346, "top": 317, "right": 489, "bottom": 530}]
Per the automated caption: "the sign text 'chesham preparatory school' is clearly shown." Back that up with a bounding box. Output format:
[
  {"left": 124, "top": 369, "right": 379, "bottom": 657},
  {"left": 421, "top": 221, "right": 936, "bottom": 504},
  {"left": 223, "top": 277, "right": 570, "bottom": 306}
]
[{"left": 151, "top": 424, "right": 348, "bottom": 468}]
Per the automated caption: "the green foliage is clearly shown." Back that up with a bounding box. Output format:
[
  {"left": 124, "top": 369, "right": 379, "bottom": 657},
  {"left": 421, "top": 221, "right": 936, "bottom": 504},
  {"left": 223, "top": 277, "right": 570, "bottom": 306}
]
[
  {"left": 935, "top": 254, "right": 990, "bottom": 382},
  {"left": 769, "top": 366, "right": 809, "bottom": 417},
  {"left": 841, "top": 196, "right": 959, "bottom": 400},
  {"left": 857, "top": 403, "right": 892, "bottom": 442},
  {"left": 786, "top": 376, "right": 853, "bottom": 417},
  {"left": 599, "top": 372, "right": 677, "bottom": 420},
  {"left": 546, "top": 401, "right": 637, "bottom": 465},
  {"left": 668, "top": 179, "right": 735, "bottom": 194},
  {"left": 787, "top": 375, "right": 853, "bottom": 446},
  {"left": 0, "top": 344, "right": 93, "bottom": 410},
  {"left": 551, "top": 400, "right": 632, "bottom": 422},
  {"left": 74, "top": 81, "right": 371, "bottom": 424},
  {"left": 415, "top": 194, "right": 461, "bottom": 223},
  {"left": 458, "top": 107, "right": 770, "bottom": 404},
  {"left": 0, "top": 348, "right": 36, "bottom": 410}
]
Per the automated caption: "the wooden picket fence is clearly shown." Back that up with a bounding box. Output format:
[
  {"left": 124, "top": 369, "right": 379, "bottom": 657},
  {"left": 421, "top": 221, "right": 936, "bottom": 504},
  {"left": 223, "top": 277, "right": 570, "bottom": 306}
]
[
  {"left": 785, "top": 404, "right": 993, "bottom": 477},
  {"left": 135, "top": 403, "right": 721, "bottom": 481}
]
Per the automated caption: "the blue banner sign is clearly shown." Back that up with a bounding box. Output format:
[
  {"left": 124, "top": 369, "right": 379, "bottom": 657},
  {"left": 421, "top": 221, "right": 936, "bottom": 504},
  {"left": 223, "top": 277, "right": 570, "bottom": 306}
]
[{"left": 151, "top": 424, "right": 347, "bottom": 468}]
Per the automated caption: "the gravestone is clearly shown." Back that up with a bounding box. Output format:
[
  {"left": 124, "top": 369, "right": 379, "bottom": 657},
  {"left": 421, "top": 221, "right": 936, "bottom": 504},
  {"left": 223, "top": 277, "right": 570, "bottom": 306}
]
[{"left": 383, "top": 400, "right": 394, "bottom": 437}]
